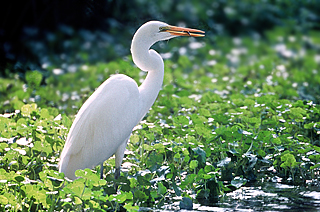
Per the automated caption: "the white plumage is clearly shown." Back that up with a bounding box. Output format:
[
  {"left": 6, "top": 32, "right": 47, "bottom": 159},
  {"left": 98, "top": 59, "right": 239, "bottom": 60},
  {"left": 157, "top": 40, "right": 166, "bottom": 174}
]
[{"left": 59, "top": 21, "right": 204, "bottom": 180}]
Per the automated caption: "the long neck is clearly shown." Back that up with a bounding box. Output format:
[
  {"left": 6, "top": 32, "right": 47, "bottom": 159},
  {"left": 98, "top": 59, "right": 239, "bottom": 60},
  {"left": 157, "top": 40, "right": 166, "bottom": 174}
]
[{"left": 131, "top": 38, "right": 164, "bottom": 120}]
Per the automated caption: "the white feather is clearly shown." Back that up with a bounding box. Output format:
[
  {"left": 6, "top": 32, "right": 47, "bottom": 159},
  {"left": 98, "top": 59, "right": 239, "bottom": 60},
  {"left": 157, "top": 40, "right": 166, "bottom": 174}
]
[
  {"left": 58, "top": 21, "right": 204, "bottom": 180},
  {"left": 59, "top": 75, "right": 139, "bottom": 179}
]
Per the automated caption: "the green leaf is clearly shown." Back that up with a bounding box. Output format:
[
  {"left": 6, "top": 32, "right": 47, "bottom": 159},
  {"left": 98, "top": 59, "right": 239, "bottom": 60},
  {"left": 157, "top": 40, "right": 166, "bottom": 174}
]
[
  {"left": 289, "top": 107, "right": 306, "bottom": 121},
  {"left": 62, "top": 114, "right": 72, "bottom": 128},
  {"left": 179, "top": 197, "right": 193, "bottom": 210},
  {"left": 257, "top": 149, "right": 266, "bottom": 157},
  {"left": 280, "top": 153, "right": 299, "bottom": 169},
  {"left": 137, "top": 175, "right": 151, "bottom": 186},
  {"left": 199, "top": 108, "right": 211, "bottom": 117},
  {"left": 26, "top": 70, "right": 43, "bottom": 87},
  {"left": 195, "top": 124, "right": 211, "bottom": 137},
  {"left": 33, "top": 140, "right": 52, "bottom": 156},
  {"left": 174, "top": 153, "right": 180, "bottom": 159},
  {"left": 129, "top": 178, "right": 138, "bottom": 188},
  {"left": 192, "top": 147, "right": 206, "bottom": 165},
  {"left": 304, "top": 122, "right": 314, "bottom": 129},
  {"left": 244, "top": 99, "right": 255, "bottom": 107},
  {"left": 207, "top": 178, "right": 221, "bottom": 197},
  {"left": 173, "top": 115, "right": 189, "bottom": 125},
  {"left": 314, "top": 146, "right": 320, "bottom": 153},
  {"left": 124, "top": 202, "right": 139, "bottom": 212},
  {"left": 88, "top": 200, "right": 99, "bottom": 209},
  {"left": 157, "top": 182, "right": 167, "bottom": 195},
  {"left": 40, "top": 108, "right": 51, "bottom": 119},
  {"left": 143, "top": 143, "right": 153, "bottom": 151},
  {"left": 189, "top": 160, "right": 198, "bottom": 170},
  {"left": 130, "top": 134, "right": 140, "bottom": 144},
  {"left": 204, "top": 165, "right": 212, "bottom": 173},
  {"left": 184, "top": 155, "right": 190, "bottom": 162},
  {"left": 172, "top": 182, "right": 181, "bottom": 196},
  {"left": 133, "top": 190, "right": 148, "bottom": 201},
  {"left": 13, "top": 100, "right": 25, "bottom": 110},
  {"left": 14, "top": 175, "right": 24, "bottom": 183},
  {"left": 64, "top": 180, "right": 85, "bottom": 197},
  {"left": 74, "top": 196, "right": 82, "bottom": 205},
  {"left": 82, "top": 188, "right": 92, "bottom": 200},
  {"left": 0, "top": 195, "right": 8, "bottom": 205},
  {"left": 154, "top": 143, "right": 165, "bottom": 153},
  {"left": 311, "top": 163, "right": 320, "bottom": 170},
  {"left": 21, "top": 103, "right": 37, "bottom": 116},
  {"left": 191, "top": 115, "right": 207, "bottom": 124}
]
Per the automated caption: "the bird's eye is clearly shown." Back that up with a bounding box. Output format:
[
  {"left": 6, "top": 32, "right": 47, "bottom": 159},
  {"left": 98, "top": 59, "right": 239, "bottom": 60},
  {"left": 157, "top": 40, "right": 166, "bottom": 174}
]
[{"left": 159, "top": 26, "right": 168, "bottom": 32}]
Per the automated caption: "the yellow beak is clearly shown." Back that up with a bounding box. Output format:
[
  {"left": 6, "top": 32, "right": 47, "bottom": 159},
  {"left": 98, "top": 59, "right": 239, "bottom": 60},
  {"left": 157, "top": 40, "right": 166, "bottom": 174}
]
[{"left": 160, "top": 25, "right": 205, "bottom": 37}]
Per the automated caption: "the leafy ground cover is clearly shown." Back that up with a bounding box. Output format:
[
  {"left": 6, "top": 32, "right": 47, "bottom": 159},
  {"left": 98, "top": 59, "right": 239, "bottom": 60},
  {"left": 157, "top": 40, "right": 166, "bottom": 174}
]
[{"left": 0, "top": 25, "right": 320, "bottom": 211}]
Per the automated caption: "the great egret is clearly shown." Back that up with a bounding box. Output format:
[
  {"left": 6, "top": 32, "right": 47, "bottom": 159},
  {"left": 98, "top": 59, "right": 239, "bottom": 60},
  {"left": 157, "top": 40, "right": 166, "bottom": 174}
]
[{"left": 59, "top": 21, "right": 205, "bottom": 180}]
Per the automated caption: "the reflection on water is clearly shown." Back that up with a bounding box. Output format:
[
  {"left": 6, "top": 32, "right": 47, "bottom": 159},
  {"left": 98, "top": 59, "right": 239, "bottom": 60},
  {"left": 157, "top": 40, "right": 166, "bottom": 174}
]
[
  {"left": 142, "top": 182, "right": 320, "bottom": 211},
  {"left": 196, "top": 182, "right": 320, "bottom": 211}
]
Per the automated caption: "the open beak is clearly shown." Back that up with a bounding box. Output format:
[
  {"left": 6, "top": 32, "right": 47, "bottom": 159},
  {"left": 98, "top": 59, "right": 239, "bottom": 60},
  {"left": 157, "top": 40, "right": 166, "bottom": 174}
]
[{"left": 160, "top": 25, "right": 205, "bottom": 37}]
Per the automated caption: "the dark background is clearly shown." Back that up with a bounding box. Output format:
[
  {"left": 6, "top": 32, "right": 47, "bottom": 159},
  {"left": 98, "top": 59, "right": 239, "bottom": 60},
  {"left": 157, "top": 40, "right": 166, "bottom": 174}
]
[{"left": 1, "top": 0, "right": 319, "bottom": 74}]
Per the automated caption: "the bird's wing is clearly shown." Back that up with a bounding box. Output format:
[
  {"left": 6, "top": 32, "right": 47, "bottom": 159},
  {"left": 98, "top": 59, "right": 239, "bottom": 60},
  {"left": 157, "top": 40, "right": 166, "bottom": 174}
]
[{"left": 59, "top": 74, "right": 140, "bottom": 179}]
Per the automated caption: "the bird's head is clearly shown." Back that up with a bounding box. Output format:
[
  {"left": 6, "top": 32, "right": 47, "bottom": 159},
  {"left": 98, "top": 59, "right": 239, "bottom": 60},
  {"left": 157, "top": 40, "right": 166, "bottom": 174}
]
[
  {"left": 131, "top": 21, "right": 205, "bottom": 72},
  {"left": 133, "top": 21, "right": 205, "bottom": 44}
]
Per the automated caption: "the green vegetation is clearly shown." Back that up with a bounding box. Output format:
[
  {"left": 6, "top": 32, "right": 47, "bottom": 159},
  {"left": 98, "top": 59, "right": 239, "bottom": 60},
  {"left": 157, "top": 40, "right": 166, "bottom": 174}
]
[
  {"left": 1, "top": 0, "right": 320, "bottom": 211},
  {"left": 1, "top": 26, "right": 319, "bottom": 210}
]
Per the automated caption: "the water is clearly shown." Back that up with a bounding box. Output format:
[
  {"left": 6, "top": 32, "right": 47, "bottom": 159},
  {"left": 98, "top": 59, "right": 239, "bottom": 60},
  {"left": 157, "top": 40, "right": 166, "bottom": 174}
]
[
  {"left": 213, "top": 182, "right": 320, "bottom": 211},
  {"left": 141, "top": 182, "right": 320, "bottom": 211}
]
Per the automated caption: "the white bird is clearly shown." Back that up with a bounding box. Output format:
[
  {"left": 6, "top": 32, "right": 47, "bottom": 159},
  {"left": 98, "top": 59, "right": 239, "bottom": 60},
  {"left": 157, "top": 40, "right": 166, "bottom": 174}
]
[{"left": 59, "top": 21, "right": 205, "bottom": 180}]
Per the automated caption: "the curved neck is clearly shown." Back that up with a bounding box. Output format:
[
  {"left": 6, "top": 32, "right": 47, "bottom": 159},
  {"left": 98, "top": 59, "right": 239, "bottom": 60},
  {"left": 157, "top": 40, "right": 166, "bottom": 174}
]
[{"left": 131, "top": 38, "right": 164, "bottom": 119}]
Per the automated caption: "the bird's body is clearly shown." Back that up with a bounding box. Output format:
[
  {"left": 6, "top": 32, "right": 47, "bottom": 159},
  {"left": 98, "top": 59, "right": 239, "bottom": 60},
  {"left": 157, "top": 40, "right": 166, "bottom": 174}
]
[
  {"left": 59, "top": 74, "right": 140, "bottom": 179},
  {"left": 59, "top": 21, "right": 204, "bottom": 180}
]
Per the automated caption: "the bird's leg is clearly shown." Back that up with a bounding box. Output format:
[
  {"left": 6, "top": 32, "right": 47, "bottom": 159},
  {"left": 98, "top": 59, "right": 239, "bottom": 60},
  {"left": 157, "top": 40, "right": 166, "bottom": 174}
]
[
  {"left": 114, "top": 139, "right": 128, "bottom": 179},
  {"left": 113, "top": 140, "right": 128, "bottom": 191},
  {"left": 100, "top": 163, "right": 104, "bottom": 179},
  {"left": 114, "top": 167, "right": 120, "bottom": 180}
]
